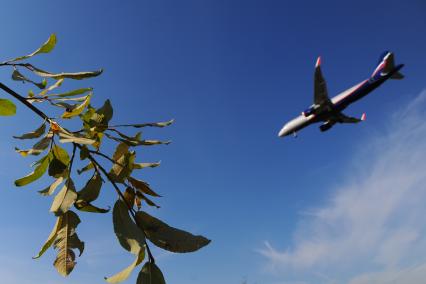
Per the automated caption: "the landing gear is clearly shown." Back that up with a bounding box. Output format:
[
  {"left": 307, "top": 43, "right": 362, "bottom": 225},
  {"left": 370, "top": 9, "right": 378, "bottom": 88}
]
[{"left": 292, "top": 132, "right": 298, "bottom": 138}]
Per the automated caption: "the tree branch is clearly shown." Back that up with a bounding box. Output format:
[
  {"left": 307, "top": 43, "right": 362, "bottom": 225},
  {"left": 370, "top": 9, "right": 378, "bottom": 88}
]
[{"left": 0, "top": 81, "right": 155, "bottom": 263}]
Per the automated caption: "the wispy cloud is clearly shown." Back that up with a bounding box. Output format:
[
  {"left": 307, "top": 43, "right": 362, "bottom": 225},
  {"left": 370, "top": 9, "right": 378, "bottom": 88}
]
[{"left": 260, "top": 90, "right": 426, "bottom": 283}]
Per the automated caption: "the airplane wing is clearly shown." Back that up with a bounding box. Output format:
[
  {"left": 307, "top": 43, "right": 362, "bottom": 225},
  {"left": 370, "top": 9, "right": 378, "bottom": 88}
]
[
  {"left": 331, "top": 112, "right": 362, "bottom": 124},
  {"left": 314, "top": 57, "right": 331, "bottom": 105}
]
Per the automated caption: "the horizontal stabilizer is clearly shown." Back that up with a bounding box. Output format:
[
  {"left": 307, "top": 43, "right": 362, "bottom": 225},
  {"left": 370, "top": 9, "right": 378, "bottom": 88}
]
[{"left": 372, "top": 52, "right": 404, "bottom": 79}]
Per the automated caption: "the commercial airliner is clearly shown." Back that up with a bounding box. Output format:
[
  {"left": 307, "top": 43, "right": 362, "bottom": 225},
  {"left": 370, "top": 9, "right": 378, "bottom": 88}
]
[{"left": 278, "top": 51, "right": 404, "bottom": 137}]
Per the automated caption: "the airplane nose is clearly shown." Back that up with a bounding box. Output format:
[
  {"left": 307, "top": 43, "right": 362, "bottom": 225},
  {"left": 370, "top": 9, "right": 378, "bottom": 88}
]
[{"left": 278, "top": 126, "right": 287, "bottom": 137}]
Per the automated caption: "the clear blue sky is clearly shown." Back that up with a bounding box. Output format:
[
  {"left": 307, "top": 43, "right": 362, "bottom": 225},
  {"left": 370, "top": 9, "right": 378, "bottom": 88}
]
[{"left": 0, "top": 1, "right": 425, "bottom": 284}]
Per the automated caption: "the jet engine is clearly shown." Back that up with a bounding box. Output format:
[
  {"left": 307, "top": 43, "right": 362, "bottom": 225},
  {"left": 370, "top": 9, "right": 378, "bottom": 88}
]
[{"left": 319, "top": 121, "right": 334, "bottom": 132}]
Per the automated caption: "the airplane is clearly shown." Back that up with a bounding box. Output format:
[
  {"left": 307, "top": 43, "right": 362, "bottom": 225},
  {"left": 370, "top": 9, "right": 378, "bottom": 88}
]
[{"left": 278, "top": 51, "right": 404, "bottom": 137}]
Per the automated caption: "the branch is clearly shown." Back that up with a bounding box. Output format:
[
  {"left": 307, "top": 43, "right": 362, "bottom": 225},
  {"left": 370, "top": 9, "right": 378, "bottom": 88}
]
[
  {"left": 0, "top": 81, "right": 156, "bottom": 263},
  {"left": 0, "top": 82, "right": 49, "bottom": 121},
  {"left": 84, "top": 149, "right": 155, "bottom": 263},
  {"left": 88, "top": 150, "right": 125, "bottom": 168}
]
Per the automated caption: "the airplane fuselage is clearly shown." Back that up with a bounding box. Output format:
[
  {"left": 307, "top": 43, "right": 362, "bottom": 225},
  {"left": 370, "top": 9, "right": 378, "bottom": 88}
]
[{"left": 278, "top": 63, "right": 403, "bottom": 137}]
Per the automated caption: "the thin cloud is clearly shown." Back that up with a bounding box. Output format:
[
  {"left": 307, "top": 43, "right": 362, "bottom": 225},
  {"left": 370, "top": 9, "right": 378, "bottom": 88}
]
[{"left": 260, "top": 90, "right": 426, "bottom": 283}]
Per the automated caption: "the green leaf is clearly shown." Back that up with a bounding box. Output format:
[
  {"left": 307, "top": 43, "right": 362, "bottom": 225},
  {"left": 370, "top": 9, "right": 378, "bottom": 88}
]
[
  {"left": 48, "top": 158, "right": 68, "bottom": 178},
  {"left": 13, "top": 120, "right": 46, "bottom": 139},
  {"left": 58, "top": 131, "right": 96, "bottom": 145},
  {"left": 6, "top": 34, "right": 57, "bottom": 62},
  {"left": 111, "top": 152, "right": 135, "bottom": 183},
  {"left": 52, "top": 95, "right": 89, "bottom": 102},
  {"left": 112, "top": 142, "right": 129, "bottom": 161},
  {"left": 11, "top": 69, "right": 46, "bottom": 89},
  {"left": 48, "top": 145, "right": 70, "bottom": 177},
  {"left": 50, "top": 179, "right": 78, "bottom": 216},
  {"left": 105, "top": 132, "right": 171, "bottom": 147},
  {"left": 38, "top": 78, "right": 64, "bottom": 96},
  {"left": 49, "top": 88, "right": 93, "bottom": 98},
  {"left": 0, "top": 98, "right": 16, "bottom": 116},
  {"left": 109, "top": 143, "right": 135, "bottom": 183},
  {"left": 30, "top": 65, "right": 103, "bottom": 80},
  {"left": 135, "top": 192, "right": 160, "bottom": 208},
  {"left": 79, "top": 145, "right": 90, "bottom": 160},
  {"left": 51, "top": 145, "right": 70, "bottom": 164},
  {"left": 53, "top": 211, "right": 84, "bottom": 277},
  {"left": 61, "top": 94, "right": 91, "bottom": 119},
  {"left": 105, "top": 249, "right": 145, "bottom": 284},
  {"left": 112, "top": 119, "right": 174, "bottom": 129},
  {"left": 15, "top": 135, "right": 52, "bottom": 156},
  {"left": 77, "top": 172, "right": 103, "bottom": 202},
  {"left": 77, "top": 162, "right": 94, "bottom": 175},
  {"left": 97, "top": 99, "right": 113, "bottom": 126},
  {"left": 128, "top": 177, "right": 161, "bottom": 197},
  {"left": 136, "top": 262, "right": 166, "bottom": 284},
  {"left": 112, "top": 200, "right": 145, "bottom": 254},
  {"left": 39, "top": 176, "right": 64, "bottom": 196},
  {"left": 15, "top": 154, "right": 51, "bottom": 186},
  {"left": 74, "top": 200, "right": 109, "bottom": 213},
  {"left": 135, "top": 211, "right": 211, "bottom": 253},
  {"left": 33, "top": 216, "right": 62, "bottom": 259},
  {"left": 133, "top": 162, "right": 161, "bottom": 169}
]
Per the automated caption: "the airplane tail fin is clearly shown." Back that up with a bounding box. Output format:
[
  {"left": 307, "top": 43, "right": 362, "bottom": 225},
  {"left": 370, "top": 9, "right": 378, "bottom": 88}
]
[{"left": 371, "top": 51, "right": 404, "bottom": 80}]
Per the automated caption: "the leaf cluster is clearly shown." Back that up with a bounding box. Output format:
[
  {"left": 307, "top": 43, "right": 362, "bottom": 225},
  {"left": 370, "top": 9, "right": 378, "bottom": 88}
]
[{"left": 0, "top": 34, "right": 210, "bottom": 283}]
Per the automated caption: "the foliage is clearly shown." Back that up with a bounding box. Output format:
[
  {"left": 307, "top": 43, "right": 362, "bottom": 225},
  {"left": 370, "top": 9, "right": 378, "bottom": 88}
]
[{"left": 0, "top": 34, "right": 210, "bottom": 283}]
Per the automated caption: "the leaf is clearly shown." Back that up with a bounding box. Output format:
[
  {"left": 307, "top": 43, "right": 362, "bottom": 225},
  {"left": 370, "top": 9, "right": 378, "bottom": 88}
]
[
  {"left": 124, "top": 187, "right": 136, "bottom": 207},
  {"left": 49, "top": 88, "right": 93, "bottom": 98},
  {"left": 30, "top": 65, "right": 103, "bottom": 80},
  {"left": 6, "top": 34, "right": 57, "bottom": 62},
  {"left": 135, "top": 211, "right": 211, "bottom": 253},
  {"left": 109, "top": 143, "right": 135, "bottom": 183},
  {"left": 15, "top": 135, "right": 52, "bottom": 156},
  {"left": 128, "top": 177, "right": 161, "bottom": 197},
  {"left": 49, "top": 145, "right": 70, "bottom": 177},
  {"left": 77, "top": 172, "right": 102, "bottom": 202},
  {"left": 39, "top": 78, "right": 64, "bottom": 96},
  {"left": 105, "top": 249, "right": 145, "bottom": 284},
  {"left": 58, "top": 131, "right": 96, "bottom": 145},
  {"left": 48, "top": 158, "right": 68, "bottom": 178},
  {"left": 79, "top": 145, "right": 90, "bottom": 160},
  {"left": 50, "top": 179, "right": 78, "bottom": 216},
  {"left": 113, "top": 119, "right": 174, "bottom": 129},
  {"left": 112, "top": 142, "right": 129, "bottom": 161},
  {"left": 0, "top": 98, "right": 16, "bottom": 116},
  {"left": 15, "top": 153, "right": 51, "bottom": 186},
  {"left": 13, "top": 120, "right": 46, "bottom": 139},
  {"left": 39, "top": 176, "right": 64, "bottom": 196},
  {"left": 53, "top": 211, "right": 84, "bottom": 277},
  {"left": 136, "top": 262, "right": 166, "bottom": 284},
  {"left": 112, "top": 200, "right": 145, "bottom": 254},
  {"left": 105, "top": 133, "right": 171, "bottom": 147},
  {"left": 52, "top": 95, "right": 89, "bottom": 102},
  {"left": 12, "top": 69, "right": 46, "bottom": 89},
  {"left": 77, "top": 162, "right": 94, "bottom": 175},
  {"left": 133, "top": 162, "right": 161, "bottom": 169},
  {"left": 74, "top": 200, "right": 110, "bottom": 213},
  {"left": 135, "top": 192, "right": 160, "bottom": 208},
  {"left": 97, "top": 99, "right": 113, "bottom": 126},
  {"left": 51, "top": 145, "right": 70, "bottom": 165},
  {"left": 33, "top": 216, "right": 62, "bottom": 259},
  {"left": 112, "top": 152, "right": 135, "bottom": 183},
  {"left": 61, "top": 94, "right": 91, "bottom": 119}
]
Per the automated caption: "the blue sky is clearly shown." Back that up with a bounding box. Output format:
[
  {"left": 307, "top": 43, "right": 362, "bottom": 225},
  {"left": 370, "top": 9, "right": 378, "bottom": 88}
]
[{"left": 0, "top": 1, "right": 425, "bottom": 283}]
